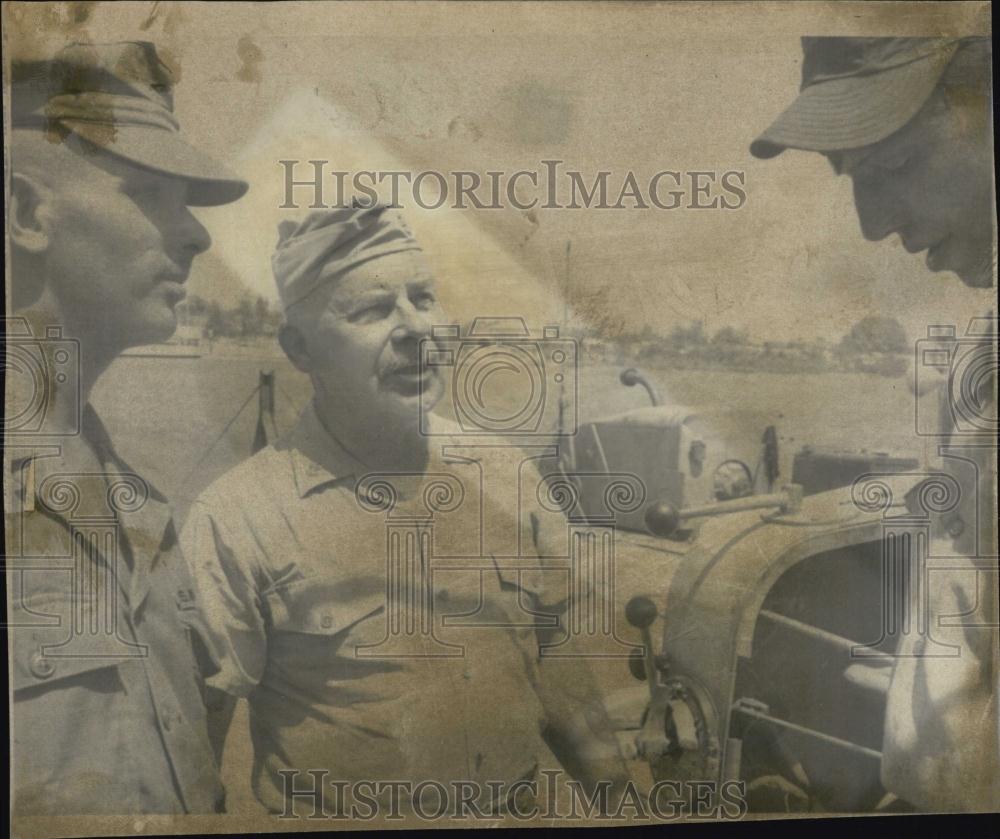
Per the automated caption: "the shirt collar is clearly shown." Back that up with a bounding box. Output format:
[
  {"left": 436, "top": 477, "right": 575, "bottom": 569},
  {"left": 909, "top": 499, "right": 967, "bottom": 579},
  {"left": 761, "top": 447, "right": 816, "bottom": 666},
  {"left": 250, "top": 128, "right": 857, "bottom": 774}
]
[
  {"left": 8, "top": 404, "right": 164, "bottom": 498},
  {"left": 7, "top": 405, "right": 172, "bottom": 582},
  {"left": 282, "top": 401, "right": 370, "bottom": 498},
  {"left": 280, "top": 404, "right": 479, "bottom": 499}
]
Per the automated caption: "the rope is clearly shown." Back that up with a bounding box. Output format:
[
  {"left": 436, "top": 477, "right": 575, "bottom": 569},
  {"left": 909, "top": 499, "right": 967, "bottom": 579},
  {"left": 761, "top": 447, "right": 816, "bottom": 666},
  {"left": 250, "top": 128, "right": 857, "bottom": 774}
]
[
  {"left": 276, "top": 382, "right": 302, "bottom": 423},
  {"left": 179, "top": 384, "right": 261, "bottom": 490}
]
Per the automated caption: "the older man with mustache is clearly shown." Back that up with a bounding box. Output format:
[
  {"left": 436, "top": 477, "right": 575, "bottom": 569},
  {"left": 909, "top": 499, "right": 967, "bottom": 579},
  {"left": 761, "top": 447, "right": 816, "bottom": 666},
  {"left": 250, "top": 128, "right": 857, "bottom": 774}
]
[{"left": 181, "top": 205, "right": 630, "bottom": 819}]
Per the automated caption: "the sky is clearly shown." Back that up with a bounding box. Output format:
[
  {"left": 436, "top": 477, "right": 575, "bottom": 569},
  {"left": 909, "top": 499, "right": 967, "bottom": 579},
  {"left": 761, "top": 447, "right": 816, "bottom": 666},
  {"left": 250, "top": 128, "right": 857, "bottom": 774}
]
[{"left": 6, "top": 1, "right": 994, "bottom": 344}]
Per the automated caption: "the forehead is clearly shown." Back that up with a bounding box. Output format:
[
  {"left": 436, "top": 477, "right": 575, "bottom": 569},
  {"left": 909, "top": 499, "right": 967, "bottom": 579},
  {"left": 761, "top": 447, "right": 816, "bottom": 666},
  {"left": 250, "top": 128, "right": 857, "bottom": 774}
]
[
  {"left": 326, "top": 250, "right": 436, "bottom": 301},
  {"left": 830, "top": 97, "right": 943, "bottom": 175},
  {"left": 44, "top": 136, "right": 187, "bottom": 196},
  {"left": 86, "top": 150, "right": 187, "bottom": 193}
]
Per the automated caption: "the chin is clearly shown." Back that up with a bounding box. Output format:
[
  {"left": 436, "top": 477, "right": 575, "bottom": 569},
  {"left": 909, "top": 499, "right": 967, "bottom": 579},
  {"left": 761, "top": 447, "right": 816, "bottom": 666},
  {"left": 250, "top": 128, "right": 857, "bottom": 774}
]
[
  {"left": 132, "top": 311, "right": 178, "bottom": 346},
  {"left": 956, "top": 266, "right": 995, "bottom": 289},
  {"left": 376, "top": 400, "right": 423, "bottom": 438},
  {"left": 420, "top": 380, "right": 445, "bottom": 412},
  {"left": 950, "top": 233, "right": 996, "bottom": 287},
  {"left": 397, "top": 390, "right": 442, "bottom": 415},
  {"left": 378, "top": 390, "right": 440, "bottom": 433}
]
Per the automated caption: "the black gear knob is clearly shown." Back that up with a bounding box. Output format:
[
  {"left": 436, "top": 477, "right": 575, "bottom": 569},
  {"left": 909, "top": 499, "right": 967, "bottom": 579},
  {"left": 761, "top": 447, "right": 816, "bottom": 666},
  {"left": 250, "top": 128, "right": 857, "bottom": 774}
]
[
  {"left": 625, "top": 595, "right": 658, "bottom": 630},
  {"left": 619, "top": 367, "right": 661, "bottom": 406},
  {"left": 645, "top": 502, "right": 681, "bottom": 538},
  {"left": 620, "top": 368, "right": 641, "bottom": 387}
]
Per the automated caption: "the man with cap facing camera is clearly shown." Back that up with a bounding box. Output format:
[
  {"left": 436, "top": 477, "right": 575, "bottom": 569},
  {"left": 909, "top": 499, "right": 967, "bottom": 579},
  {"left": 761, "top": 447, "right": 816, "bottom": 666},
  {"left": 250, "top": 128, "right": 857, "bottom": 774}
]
[
  {"left": 181, "top": 204, "right": 631, "bottom": 818},
  {"left": 752, "top": 37, "right": 996, "bottom": 811},
  {"left": 6, "top": 42, "right": 247, "bottom": 814}
]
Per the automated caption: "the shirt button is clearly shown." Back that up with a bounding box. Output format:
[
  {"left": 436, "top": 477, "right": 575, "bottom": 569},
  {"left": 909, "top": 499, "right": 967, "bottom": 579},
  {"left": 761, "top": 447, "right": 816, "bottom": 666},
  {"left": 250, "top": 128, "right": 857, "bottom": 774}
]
[
  {"left": 28, "top": 650, "right": 56, "bottom": 679},
  {"left": 29, "top": 651, "right": 55, "bottom": 680}
]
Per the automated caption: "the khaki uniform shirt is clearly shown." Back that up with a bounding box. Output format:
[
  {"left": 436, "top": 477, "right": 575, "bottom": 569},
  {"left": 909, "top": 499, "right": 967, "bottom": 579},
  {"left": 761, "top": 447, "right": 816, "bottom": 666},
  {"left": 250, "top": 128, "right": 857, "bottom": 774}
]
[
  {"left": 6, "top": 406, "right": 224, "bottom": 815},
  {"left": 182, "top": 404, "right": 571, "bottom": 814}
]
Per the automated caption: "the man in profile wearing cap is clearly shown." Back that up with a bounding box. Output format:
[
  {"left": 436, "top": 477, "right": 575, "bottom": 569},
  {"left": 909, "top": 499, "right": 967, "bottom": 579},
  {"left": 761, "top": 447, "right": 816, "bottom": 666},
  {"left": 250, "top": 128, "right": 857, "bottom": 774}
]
[
  {"left": 6, "top": 41, "right": 247, "bottom": 814},
  {"left": 751, "top": 37, "right": 996, "bottom": 810},
  {"left": 181, "top": 204, "right": 631, "bottom": 819}
]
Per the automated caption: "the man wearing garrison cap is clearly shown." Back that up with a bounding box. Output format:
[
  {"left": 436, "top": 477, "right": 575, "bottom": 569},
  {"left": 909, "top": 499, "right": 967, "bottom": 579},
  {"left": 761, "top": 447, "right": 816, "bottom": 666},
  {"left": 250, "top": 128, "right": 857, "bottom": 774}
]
[
  {"left": 182, "top": 204, "right": 631, "bottom": 818},
  {"left": 753, "top": 37, "right": 997, "bottom": 811},
  {"left": 6, "top": 41, "right": 247, "bottom": 814}
]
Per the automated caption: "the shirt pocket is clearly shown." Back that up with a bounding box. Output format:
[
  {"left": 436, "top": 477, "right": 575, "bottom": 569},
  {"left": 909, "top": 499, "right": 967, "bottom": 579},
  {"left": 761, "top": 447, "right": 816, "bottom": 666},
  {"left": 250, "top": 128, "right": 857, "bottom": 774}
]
[
  {"left": 11, "top": 633, "right": 129, "bottom": 693},
  {"left": 10, "top": 590, "right": 137, "bottom": 694},
  {"left": 263, "top": 575, "right": 386, "bottom": 647},
  {"left": 10, "top": 590, "right": 145, "bottom": 809}
]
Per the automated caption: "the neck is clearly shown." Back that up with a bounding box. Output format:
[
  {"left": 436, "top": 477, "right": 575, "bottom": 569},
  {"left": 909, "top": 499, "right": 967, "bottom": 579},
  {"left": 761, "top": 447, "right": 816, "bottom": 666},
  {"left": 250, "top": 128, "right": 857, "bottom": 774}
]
[
  {"left": 19, "top": 293, "right": 119, "bottom": 433},
  {"left": 312, "top": 390, "right": 430, "bottom": 474}
]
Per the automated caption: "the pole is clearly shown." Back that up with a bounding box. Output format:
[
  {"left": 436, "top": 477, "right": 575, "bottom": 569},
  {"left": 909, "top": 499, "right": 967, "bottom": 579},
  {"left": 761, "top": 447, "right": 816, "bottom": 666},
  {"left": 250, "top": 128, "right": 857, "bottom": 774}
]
[{"left": 252, "top": 370, "right": 278, "bottom": 454}]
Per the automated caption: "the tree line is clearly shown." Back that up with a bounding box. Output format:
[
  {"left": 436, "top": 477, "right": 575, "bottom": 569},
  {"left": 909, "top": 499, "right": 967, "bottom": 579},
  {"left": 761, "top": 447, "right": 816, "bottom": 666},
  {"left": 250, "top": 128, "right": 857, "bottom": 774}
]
[{"left": 179, "top": 294, "right": 283, "bottom": 339}]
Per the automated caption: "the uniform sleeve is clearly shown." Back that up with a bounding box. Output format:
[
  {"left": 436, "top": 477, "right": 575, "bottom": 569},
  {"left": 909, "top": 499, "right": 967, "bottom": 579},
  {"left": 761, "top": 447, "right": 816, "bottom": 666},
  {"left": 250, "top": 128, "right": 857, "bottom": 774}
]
[
  {"left": 180, "top": 498, "right": 268, "bottom": 697},
  {"left": 521, "top": 458, "right": 578, "bottom": 615}
]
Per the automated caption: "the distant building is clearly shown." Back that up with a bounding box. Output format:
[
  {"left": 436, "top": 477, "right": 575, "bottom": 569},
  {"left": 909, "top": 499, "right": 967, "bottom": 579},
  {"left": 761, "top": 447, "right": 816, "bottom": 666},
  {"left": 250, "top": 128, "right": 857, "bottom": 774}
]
[{"left": 168, "top": 323, "right": 203, "bottom": 347}]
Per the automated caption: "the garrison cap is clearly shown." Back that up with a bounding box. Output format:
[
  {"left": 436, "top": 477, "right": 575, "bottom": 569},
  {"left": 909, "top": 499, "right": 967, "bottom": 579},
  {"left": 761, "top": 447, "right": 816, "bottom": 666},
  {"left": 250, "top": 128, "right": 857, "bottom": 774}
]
[
  {"left": 273, "top": 203, "right": 424, "bottom": 310},
  {"left": 11, "top": 41, "right": 248, "bottom": 206},
  {"left": 750, "top": 36, "right": 991, "bottom": 159}
]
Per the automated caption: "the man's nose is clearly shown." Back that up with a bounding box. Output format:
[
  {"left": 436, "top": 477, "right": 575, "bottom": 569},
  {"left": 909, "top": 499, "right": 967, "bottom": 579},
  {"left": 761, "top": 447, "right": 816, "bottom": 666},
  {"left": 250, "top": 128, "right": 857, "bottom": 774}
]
[
  {"left": 174, "top": 207, "right": 213, "bottom": 258},
  {"left": 393, "top": 299, "right": 434, "bottom": 339},
  {"left": 851, "top": 177, "right": 897, "bottom": 242}
]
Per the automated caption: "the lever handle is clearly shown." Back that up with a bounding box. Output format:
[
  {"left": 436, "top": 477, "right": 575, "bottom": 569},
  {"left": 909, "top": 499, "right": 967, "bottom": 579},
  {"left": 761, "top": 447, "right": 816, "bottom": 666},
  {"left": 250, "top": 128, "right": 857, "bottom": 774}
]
[
  {"left": 645, "top": 483, "right": 804, "bottom": 538},
  {"left": 625, "top": 596, "right": 660, "bottom": 698},
  {"left": 619, "top": 367, "right": 661, "bottom": 406}
]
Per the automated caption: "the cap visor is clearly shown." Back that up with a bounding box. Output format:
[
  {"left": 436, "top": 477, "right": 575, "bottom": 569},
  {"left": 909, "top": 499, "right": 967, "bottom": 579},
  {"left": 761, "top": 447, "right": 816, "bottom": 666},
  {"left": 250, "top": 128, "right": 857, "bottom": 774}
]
[
  {"left": 750, "top": 46, "right": 956, "bottom": 159},
  {"left": 64, "top": 122, "right": 249, "bottom": 206}
]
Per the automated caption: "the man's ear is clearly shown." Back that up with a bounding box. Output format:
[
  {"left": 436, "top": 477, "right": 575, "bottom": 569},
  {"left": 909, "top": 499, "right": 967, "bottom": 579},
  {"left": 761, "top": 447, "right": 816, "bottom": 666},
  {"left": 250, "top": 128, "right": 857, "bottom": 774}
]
[
  {"left": 278, "top": 322, "right": 312, "bottom": 373},
  {"left": 10, "top": 172, "right": 54, "bottom": 255}
]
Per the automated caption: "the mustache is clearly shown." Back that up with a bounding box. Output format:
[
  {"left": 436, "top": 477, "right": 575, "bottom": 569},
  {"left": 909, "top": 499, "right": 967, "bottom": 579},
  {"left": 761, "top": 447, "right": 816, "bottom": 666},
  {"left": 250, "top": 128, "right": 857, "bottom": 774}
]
[
  {"left": 379, "top": 336, "right": 448, "bottom": 377},
  {"left": 377, "top": 334, "right": 452, "bottom": 380},
  {"left": 379, "top": 356, "right": 426, "bottom": 376}
]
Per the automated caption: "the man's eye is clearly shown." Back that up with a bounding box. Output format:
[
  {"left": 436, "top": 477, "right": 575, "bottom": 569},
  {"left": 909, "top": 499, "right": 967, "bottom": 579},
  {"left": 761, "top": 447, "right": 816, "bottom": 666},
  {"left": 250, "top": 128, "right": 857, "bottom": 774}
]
[
  {"left": 878, "top": 154, "right": 912, "bottom": 173},
  {"left": 413, "top": 292, "right": 437, "bottom": 310},
  {"left": 125, "top": 185, "right": 160, "bottom": 202},
  {"left": 350, "top": 302, "right": 393, "bottom": 322}
]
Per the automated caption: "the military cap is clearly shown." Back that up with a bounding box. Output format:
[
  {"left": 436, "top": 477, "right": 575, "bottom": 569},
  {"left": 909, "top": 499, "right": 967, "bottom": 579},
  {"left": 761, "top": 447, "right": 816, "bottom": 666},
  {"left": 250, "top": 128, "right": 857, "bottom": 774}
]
[
  {"left": 11, "top": 41, "right": 248, "bottom": 206},
  {"left": 273, "top": 203, "right": 423, "bottom": 310},
  {"left": 751, "top": 36, "right": 991, "bottom": 159}
]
